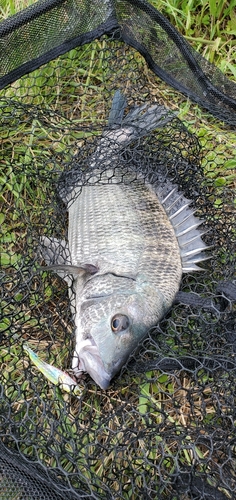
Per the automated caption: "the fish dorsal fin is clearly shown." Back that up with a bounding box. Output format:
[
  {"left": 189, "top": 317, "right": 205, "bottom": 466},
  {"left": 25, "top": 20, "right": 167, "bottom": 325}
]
[{"left": 156, "top": 182, "right": 210, "bottom": 272}]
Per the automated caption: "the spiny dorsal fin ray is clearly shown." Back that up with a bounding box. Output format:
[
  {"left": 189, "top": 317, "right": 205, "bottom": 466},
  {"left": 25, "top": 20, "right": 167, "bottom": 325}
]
[
  {"left": 168, "top": 203, "right": 192, "bottom": 222},
  {"left": 155, "top": 182, "right": 210, "bottom": 272}
]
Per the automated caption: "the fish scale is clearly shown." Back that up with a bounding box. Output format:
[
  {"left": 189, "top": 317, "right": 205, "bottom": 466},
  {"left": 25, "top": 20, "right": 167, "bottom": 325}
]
[
  {"left": 68, "top": 182, "right": 144, "bottom": 276},
  {"left": 68, "top": 178, "right": 181, "bottom": 294}
]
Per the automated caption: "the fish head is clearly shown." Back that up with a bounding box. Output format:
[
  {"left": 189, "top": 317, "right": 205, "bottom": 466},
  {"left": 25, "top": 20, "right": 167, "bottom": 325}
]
[{"left": 73, "top": 278, "right": 167, "bottom": 390}]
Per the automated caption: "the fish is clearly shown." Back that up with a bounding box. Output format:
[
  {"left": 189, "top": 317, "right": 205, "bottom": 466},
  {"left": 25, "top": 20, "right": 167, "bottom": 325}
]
[
  {"left": 40, "top": 91, "right": 209, "bottom": 390},
  {"left": 23, "top": 344, "right": 82, "bottom": 396}
]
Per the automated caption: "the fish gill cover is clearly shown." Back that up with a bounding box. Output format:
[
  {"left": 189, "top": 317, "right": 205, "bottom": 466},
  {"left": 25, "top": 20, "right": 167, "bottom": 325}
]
[{"left": 0, "top": 1, "right": 236, "bottom": 499}]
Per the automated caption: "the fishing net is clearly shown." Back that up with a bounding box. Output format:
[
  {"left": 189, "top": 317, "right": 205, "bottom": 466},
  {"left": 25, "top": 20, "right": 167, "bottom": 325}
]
[{"left": 0, "top": 0, "right": 236, "bottom": 499}]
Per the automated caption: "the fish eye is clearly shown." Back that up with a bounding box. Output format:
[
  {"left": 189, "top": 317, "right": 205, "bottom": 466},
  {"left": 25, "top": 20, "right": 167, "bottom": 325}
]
[{"left": 111, "top": 314, "right": 130, "bottom": 333}]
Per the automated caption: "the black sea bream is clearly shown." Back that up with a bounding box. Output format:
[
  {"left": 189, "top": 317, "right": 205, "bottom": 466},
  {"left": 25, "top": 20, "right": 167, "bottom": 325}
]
[{"left": 41, "top": 91, "right": 208, "bottom": 389}]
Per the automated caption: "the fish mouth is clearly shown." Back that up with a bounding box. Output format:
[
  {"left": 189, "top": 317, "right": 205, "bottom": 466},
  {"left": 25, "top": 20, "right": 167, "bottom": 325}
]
[{"left": 74, "top": 337, "right": 116, "bottom": 390}]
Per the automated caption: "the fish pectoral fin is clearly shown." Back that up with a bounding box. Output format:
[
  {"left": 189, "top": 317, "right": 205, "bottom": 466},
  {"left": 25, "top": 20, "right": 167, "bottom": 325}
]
[
  {"left": 39, "top": 237, "right": 98, "bottom": 278},
  {"left": 40, "top": 263, "right": 99, "bottom": 277},
  {"left": 39, "top": 236, "right": 71, "bottom": 265},
  {"left": 39, "top": 236, "right": 73, "bottom": 282}
]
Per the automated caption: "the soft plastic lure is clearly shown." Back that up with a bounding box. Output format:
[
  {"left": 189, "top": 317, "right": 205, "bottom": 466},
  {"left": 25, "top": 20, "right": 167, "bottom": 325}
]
[{"left": 23, "top": 344, "right": 82, "bottom": 396}]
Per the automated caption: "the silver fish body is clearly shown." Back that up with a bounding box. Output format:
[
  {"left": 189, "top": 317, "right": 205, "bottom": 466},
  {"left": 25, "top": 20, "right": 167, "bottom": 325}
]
[
  {"left": 41, "top": 92, "right": 208, "bottom": 389},
  {"left": 69, "top": 178, "right": 182, "bottom": 388}
]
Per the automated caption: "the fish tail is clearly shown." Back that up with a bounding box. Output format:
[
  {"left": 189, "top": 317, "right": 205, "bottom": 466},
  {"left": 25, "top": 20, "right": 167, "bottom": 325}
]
[
  {"left": 108, "top": 90, "right": 127, "bottom": 127},
  {"left": 121, "top": 102, "right": 175, "bottom": 134},
  {"left": 108, "top": 90, "right": 174, "bottom": 133},
  {"left": 95, "top": 93, "right": 175, "bottom": 158}
]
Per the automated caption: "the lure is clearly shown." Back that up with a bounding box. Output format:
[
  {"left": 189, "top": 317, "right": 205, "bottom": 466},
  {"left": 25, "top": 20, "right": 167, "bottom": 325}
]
[{"left": 23, "top": 344, "right": 82, "bottom": 396}]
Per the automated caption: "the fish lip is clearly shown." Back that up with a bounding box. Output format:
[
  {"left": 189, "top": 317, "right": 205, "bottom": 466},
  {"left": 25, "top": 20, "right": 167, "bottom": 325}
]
[{"left": 74, "top": 338, "right": 112, "bottom": 390}]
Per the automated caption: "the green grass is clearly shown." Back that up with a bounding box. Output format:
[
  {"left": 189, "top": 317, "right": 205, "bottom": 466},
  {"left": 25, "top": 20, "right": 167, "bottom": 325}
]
[
  {"left": 152, "top": 0, "right": 236, "bottom": 77},
  {"left": 0, "top": 1, "right": 235, "bottom": 498},
  {"left": 1, "top": 0, "right": 235, "bottom": 78}
]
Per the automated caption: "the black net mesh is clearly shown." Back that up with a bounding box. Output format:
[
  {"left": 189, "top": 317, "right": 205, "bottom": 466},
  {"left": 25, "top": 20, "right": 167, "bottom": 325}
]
[
  {"left": 0, "top": 0, "right": 236, "bottom": 124},
  {"left": 0, "top": 1, "right": 236, "bottom": 499}
]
